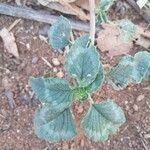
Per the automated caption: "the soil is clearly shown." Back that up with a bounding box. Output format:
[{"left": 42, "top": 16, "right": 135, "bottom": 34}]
[{"left": 0, "top": 1, "right": 150, "bottom": 150}]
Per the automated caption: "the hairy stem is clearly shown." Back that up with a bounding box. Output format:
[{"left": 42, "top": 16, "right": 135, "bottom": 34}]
[
  {"left": 88, "top": 94, "right": 94, "bottom": 104},
  {"left": 89, "top": 0, "right": 96, "bottom": 45}
]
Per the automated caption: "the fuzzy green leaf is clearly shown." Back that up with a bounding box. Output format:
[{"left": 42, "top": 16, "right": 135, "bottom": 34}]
[
  {"left": 48, "top": 16, "right": 71, "bottom": 49},
  {"left": 82, "top": 100, "right": 126, "bottom": 141},
  {"left": 34, "top": 105, "right": 76, "bottom": 141},
  {"left": 87, "top": 63, "right": 105, "bottom": 93},
  {"left": 108, "top": 51, "right": 150, "bottom": 90},
  {"left": 71, "top": 35, "right": 90, "bottom": 50},
  {"left": 30, "top": 77, "right": 73, "bottom": 107},
  {"left": 117, "top": 19, "right": 137, "bottom": 42},
  {"left": 132, "top": 51, "right": 150, "bottom": 83},
  {"left": 73, "top": 87, "right": 88, "bottom": 101},
  {"left": 108, "top": 56, "right": 134, "bottom": 90},
  {"left": 65, "top": 45, "right": 100, "bottom": 87}
]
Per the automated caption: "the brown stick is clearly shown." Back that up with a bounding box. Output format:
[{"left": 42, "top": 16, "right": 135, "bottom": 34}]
[
  {"left": 126, "top": 0, "right": 150, "bottom": 23},
  {"left": 0, "top": 3, "right": 93, "bottom": 32}
]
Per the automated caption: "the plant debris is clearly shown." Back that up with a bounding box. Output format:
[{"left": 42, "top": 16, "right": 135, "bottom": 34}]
[{"left": 0, "top": 28, "right": 19, "bottom": 58}]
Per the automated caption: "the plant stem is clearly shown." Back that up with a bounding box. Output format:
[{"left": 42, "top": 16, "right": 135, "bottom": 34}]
[
  {"left": 88, "top": 94, "right": 94, "bottom": 104},
  {"left": 89, "top": 0, "right": 96, "bottom": 45}
]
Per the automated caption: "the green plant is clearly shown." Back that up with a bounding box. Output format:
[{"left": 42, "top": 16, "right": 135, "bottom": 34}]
[
  {"left": 30, "top": 16, "right": 150, "bottom": 142},
  {"left": 96, "top": 0, "right": 116, "bottom": 24}
]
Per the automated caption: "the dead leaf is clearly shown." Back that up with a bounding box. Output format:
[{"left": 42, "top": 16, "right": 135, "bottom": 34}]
[
  {"left": 96, "top": 24, "right": 133, "bottom": 58},
  {"left": 135, "top": 27, "right": 150, "bottom": 49},
  {"left": 0, "top": 28, "right": 19, "bottom": 58},
  {"left": 38, "top": 0, "right": 89, "bottom": 20},
  {"left": 74, "top": 0, "right": 99, "bottom": 11}
]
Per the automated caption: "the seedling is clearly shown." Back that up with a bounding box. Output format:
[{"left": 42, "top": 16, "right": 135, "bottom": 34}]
[
  {"left": 96, "top": 0, "right": 116, "bottom": 23},
  {"left": 30, "top": 16, "right": 150, "bottom": 142}
]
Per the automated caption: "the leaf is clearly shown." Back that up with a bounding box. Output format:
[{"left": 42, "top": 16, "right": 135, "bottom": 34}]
[
  {"left": 117, "top": 19, "right": 137, "bottom": 43},
  {"left": 97, "top": 24, "right": 133, "bottom": 58},
  {"left": 87, "top": 62, "right": 105, "bottom": 93},
  {"left": 73, "top": 87, "right": 88, "bottom": 101},
  {"left": 70, "top": 35, "right": 90, "bottom": 50},
  {"left": 108, "top": 56, "right": 134, "bottom": 90},
  {"left": 108, "top": 51, "right": 150, "bottom": 90},
  {"left": 132, "top": 51, "right": 150, "bottom": 83},
  {"left": 82, "top": 100, "right": 126, "bottom": 141},
  {"left": 48, "top": 16, "right": 71, "bottom": 49},
  {"left": 34, "top": 105, "right": 77, "bottom": 141},
  {"left": 0, "top": 28, "right": 19, "bottom": 58},
  {"left": 38, "top": 1, "right": 89, "bottom": 21},
  {"left": 30, "top": 77, "right": 73, "bottom": 108},
  {"left": 74, "top": 0, "right": 99, "bottom": 11},
  {"left": 65, "top": 44, "right": 100, "bottom": 87}
]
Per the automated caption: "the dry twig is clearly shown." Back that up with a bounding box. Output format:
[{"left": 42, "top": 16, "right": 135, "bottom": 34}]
[{"left": 0, "top": 3, "right": 92, "bottom": 32}]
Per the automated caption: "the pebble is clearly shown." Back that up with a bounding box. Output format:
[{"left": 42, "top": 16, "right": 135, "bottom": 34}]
[
  {"left": 80, "top": 139, "right": 84, "bottom": 147},
  {"left": 62, "top": 142, "right": 69, "bottom": 150},
  {"left": 32, "top": 57, "right": 39, "bottom": 64},
  {"left": 53, "top": 67, "right": 58, "bottom": 73},
  {"left": 58, "top": 55, "right": 65, "bottom": 64},
  {"left": 56, "top": 71, "right": 64, "bottom": 78},
  {"left": 133, "top": 104, "right": 138, "bottom": 111},
  {"left": 52, "top": 58, "right": 60, "bottom": 66},
  {"left": 77, "top": 105, "right": 84, "bottom": 114},
  {"left": 136, "top": 94, "right": 145, "bottom": 102},
  {"left": 26, "top": 43, "right": 30, "bottom": 50}
]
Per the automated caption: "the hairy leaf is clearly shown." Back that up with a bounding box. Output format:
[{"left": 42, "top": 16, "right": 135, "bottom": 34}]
[
  {"left": 108, "top": 51, "right": 150, "bottom": 90},
  {"left": 87, "top": 63, "right": 105, "bottom": 93},
  {"left": 71, "top": 35, "right": 90, "bottom": 50},
  {"left": 30, "top": 77, "right": 73, "bottom": 108},
  {"left": 48, "top": 16, "right": 71, "bottom": 49},
  {"left": 65, "top": 45, "right": 100, "bottom": 87},
  {"left": 82, "top": 100, "right": 126, "bottom": 141},
  {"left": 108, "top": 56, "right": 134, "bottom": 90},
  {"left": 132, "top": 51, "right": 150, "bottom": 83},
  {"left": 117, "top": 19, "right": 137, "bottom": 43},
  {"left": 34, "top": 105, "right": 76, "bottom": 141},
  {"left": 73, "top": 87, "right": 88, "bottom": 101}
]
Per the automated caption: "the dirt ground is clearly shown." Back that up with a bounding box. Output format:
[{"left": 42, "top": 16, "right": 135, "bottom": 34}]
[{"left": 0, "top": 1, "right": 150, "bottom": 150}]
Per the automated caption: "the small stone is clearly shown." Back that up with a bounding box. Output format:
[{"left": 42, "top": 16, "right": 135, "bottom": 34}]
[
  {"left": 56, "top": 71, "right": 64, "bottom": 78},
  {"left": 53, "top": 67, "right": 58, "bottom": 73},
  {"left": 39, "top": 35, "right": 48, "bottom": 43},
  {"left": 144, "top": 134, "right": 150, "bottom": 139},
  {"left": 80, "top": 139, "right": 84, "bottom": 147},
  {"left": 58, "top": 55, "right": 64, "bottom": 64},
  {"left": 32, "top": 57, "right": 39, "bottom": 64},
  {"left": 77, "top": 105, "right": 84, "bottom": 114},
  {"left": 136, "top": 95, "right": 145, "bottom": 102},
  {"left": 133, "top": 104, "right": 138, "bottom": 111},
  {"left": 126, "top": 105, "right": 129, "bottom": 111},
  {"left": 26, "top": 43, "right": 30, "bottom": 50},
  {"left": 62, "top": 142, "right": 69, "bottom": 150},
  {"left": 125, "top": 101, "right": 128, "bottom": 104},
  {"left": 52, "top": 58, "right": 60, "bottom": 66}
]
